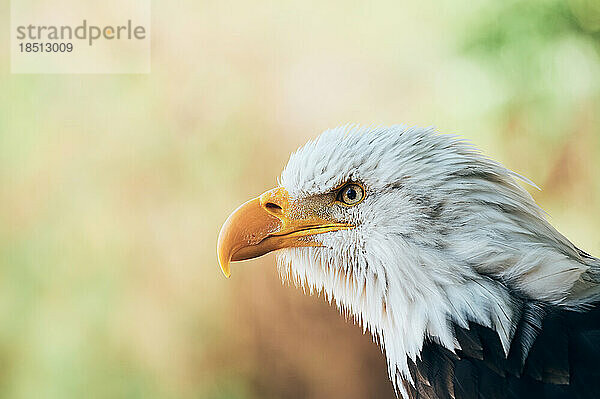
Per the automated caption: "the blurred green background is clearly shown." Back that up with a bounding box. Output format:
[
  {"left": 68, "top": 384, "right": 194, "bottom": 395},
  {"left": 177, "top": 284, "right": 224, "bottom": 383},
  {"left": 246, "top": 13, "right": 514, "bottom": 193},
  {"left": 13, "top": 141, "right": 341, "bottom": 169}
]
[{"left": 1, "top": 0, "right": 600, "bottom": 398}]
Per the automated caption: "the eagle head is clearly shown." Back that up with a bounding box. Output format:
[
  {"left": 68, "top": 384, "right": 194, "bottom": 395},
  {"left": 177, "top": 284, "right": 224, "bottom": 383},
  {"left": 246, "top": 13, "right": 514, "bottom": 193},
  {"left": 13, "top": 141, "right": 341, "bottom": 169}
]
[{"left": 217, "top": 125, "right": 596, "bottom": 395}]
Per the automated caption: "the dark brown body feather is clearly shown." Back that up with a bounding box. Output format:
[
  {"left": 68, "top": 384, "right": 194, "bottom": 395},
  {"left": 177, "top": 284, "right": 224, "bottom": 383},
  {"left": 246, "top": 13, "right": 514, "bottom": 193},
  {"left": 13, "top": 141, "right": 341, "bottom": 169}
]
[{"left": 404, "top": 303, "right": 600, "bottom": 399}]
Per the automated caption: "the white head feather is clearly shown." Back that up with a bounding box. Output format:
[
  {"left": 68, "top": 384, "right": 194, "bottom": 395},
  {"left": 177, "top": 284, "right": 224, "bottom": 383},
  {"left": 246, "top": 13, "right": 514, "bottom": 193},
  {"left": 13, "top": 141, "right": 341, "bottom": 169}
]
[{"left": 275, "top": 125, "right": 597, "bottom": 394}]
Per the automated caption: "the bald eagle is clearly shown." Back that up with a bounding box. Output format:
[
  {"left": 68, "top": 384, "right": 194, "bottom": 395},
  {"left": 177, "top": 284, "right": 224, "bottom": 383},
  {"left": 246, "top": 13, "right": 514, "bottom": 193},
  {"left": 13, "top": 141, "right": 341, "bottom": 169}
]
[{"left": 217, "top": 125, "right": 600, "bottom": 399}]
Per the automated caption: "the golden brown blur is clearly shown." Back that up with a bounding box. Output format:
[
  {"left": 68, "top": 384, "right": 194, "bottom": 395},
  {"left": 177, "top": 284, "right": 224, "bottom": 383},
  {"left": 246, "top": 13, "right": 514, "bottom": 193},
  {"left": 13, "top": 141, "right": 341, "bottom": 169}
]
[{"left": 2, "top": 1, "right": 600, "bottom": 398}]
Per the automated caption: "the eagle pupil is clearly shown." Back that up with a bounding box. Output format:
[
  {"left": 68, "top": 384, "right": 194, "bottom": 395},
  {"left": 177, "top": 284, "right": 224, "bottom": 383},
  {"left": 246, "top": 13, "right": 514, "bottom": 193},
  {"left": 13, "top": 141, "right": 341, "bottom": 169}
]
[{"left": 347, "top": 187, "right": 357, "bottom": 200}]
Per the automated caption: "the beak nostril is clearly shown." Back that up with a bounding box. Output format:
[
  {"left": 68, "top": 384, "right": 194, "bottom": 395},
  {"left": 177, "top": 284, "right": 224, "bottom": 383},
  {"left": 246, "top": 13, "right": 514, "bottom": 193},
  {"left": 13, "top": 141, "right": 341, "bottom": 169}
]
[{"left": 264, "top": 202, "right": 283, "bottom": 214}]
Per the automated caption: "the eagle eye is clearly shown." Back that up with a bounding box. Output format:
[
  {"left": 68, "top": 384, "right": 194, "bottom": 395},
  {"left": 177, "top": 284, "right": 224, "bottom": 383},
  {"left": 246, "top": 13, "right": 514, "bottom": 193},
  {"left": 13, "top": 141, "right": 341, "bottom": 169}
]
[{"left": 336, "top": 183, "right": 365, "bottom": 206}]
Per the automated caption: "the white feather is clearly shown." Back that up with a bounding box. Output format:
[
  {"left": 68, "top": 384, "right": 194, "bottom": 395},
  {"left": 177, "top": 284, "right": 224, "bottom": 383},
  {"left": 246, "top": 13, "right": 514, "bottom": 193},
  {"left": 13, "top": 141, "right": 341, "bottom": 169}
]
[{"left": 276, "top": 125, "right": 597, "bottom": 395}]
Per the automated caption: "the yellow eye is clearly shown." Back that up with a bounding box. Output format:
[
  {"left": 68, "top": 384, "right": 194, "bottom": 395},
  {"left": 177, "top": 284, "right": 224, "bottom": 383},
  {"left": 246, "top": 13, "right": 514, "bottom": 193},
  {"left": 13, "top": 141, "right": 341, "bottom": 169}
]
[{"left": 337, "top": 183, "right": 365, "bottom": 206}]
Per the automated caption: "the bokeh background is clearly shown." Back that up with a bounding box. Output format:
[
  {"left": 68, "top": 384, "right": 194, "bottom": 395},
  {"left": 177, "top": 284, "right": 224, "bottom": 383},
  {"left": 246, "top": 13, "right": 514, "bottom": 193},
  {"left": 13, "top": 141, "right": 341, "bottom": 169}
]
[{"left": 1, "top": 0, "right": 600, "bottom": 398}]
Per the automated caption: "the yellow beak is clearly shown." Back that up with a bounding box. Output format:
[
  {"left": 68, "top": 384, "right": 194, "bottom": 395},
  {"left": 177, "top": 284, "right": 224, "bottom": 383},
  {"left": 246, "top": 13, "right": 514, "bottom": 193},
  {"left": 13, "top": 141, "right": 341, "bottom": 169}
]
[{"left": 217, "top": 187, "right": 352, "bottom": 277}]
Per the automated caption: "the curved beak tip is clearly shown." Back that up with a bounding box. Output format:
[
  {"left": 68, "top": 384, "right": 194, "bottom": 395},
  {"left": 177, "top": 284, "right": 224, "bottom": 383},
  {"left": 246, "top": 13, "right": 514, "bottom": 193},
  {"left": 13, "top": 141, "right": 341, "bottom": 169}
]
[{"left": 221, "top": 265, "right": 231, "bottom": 278}]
